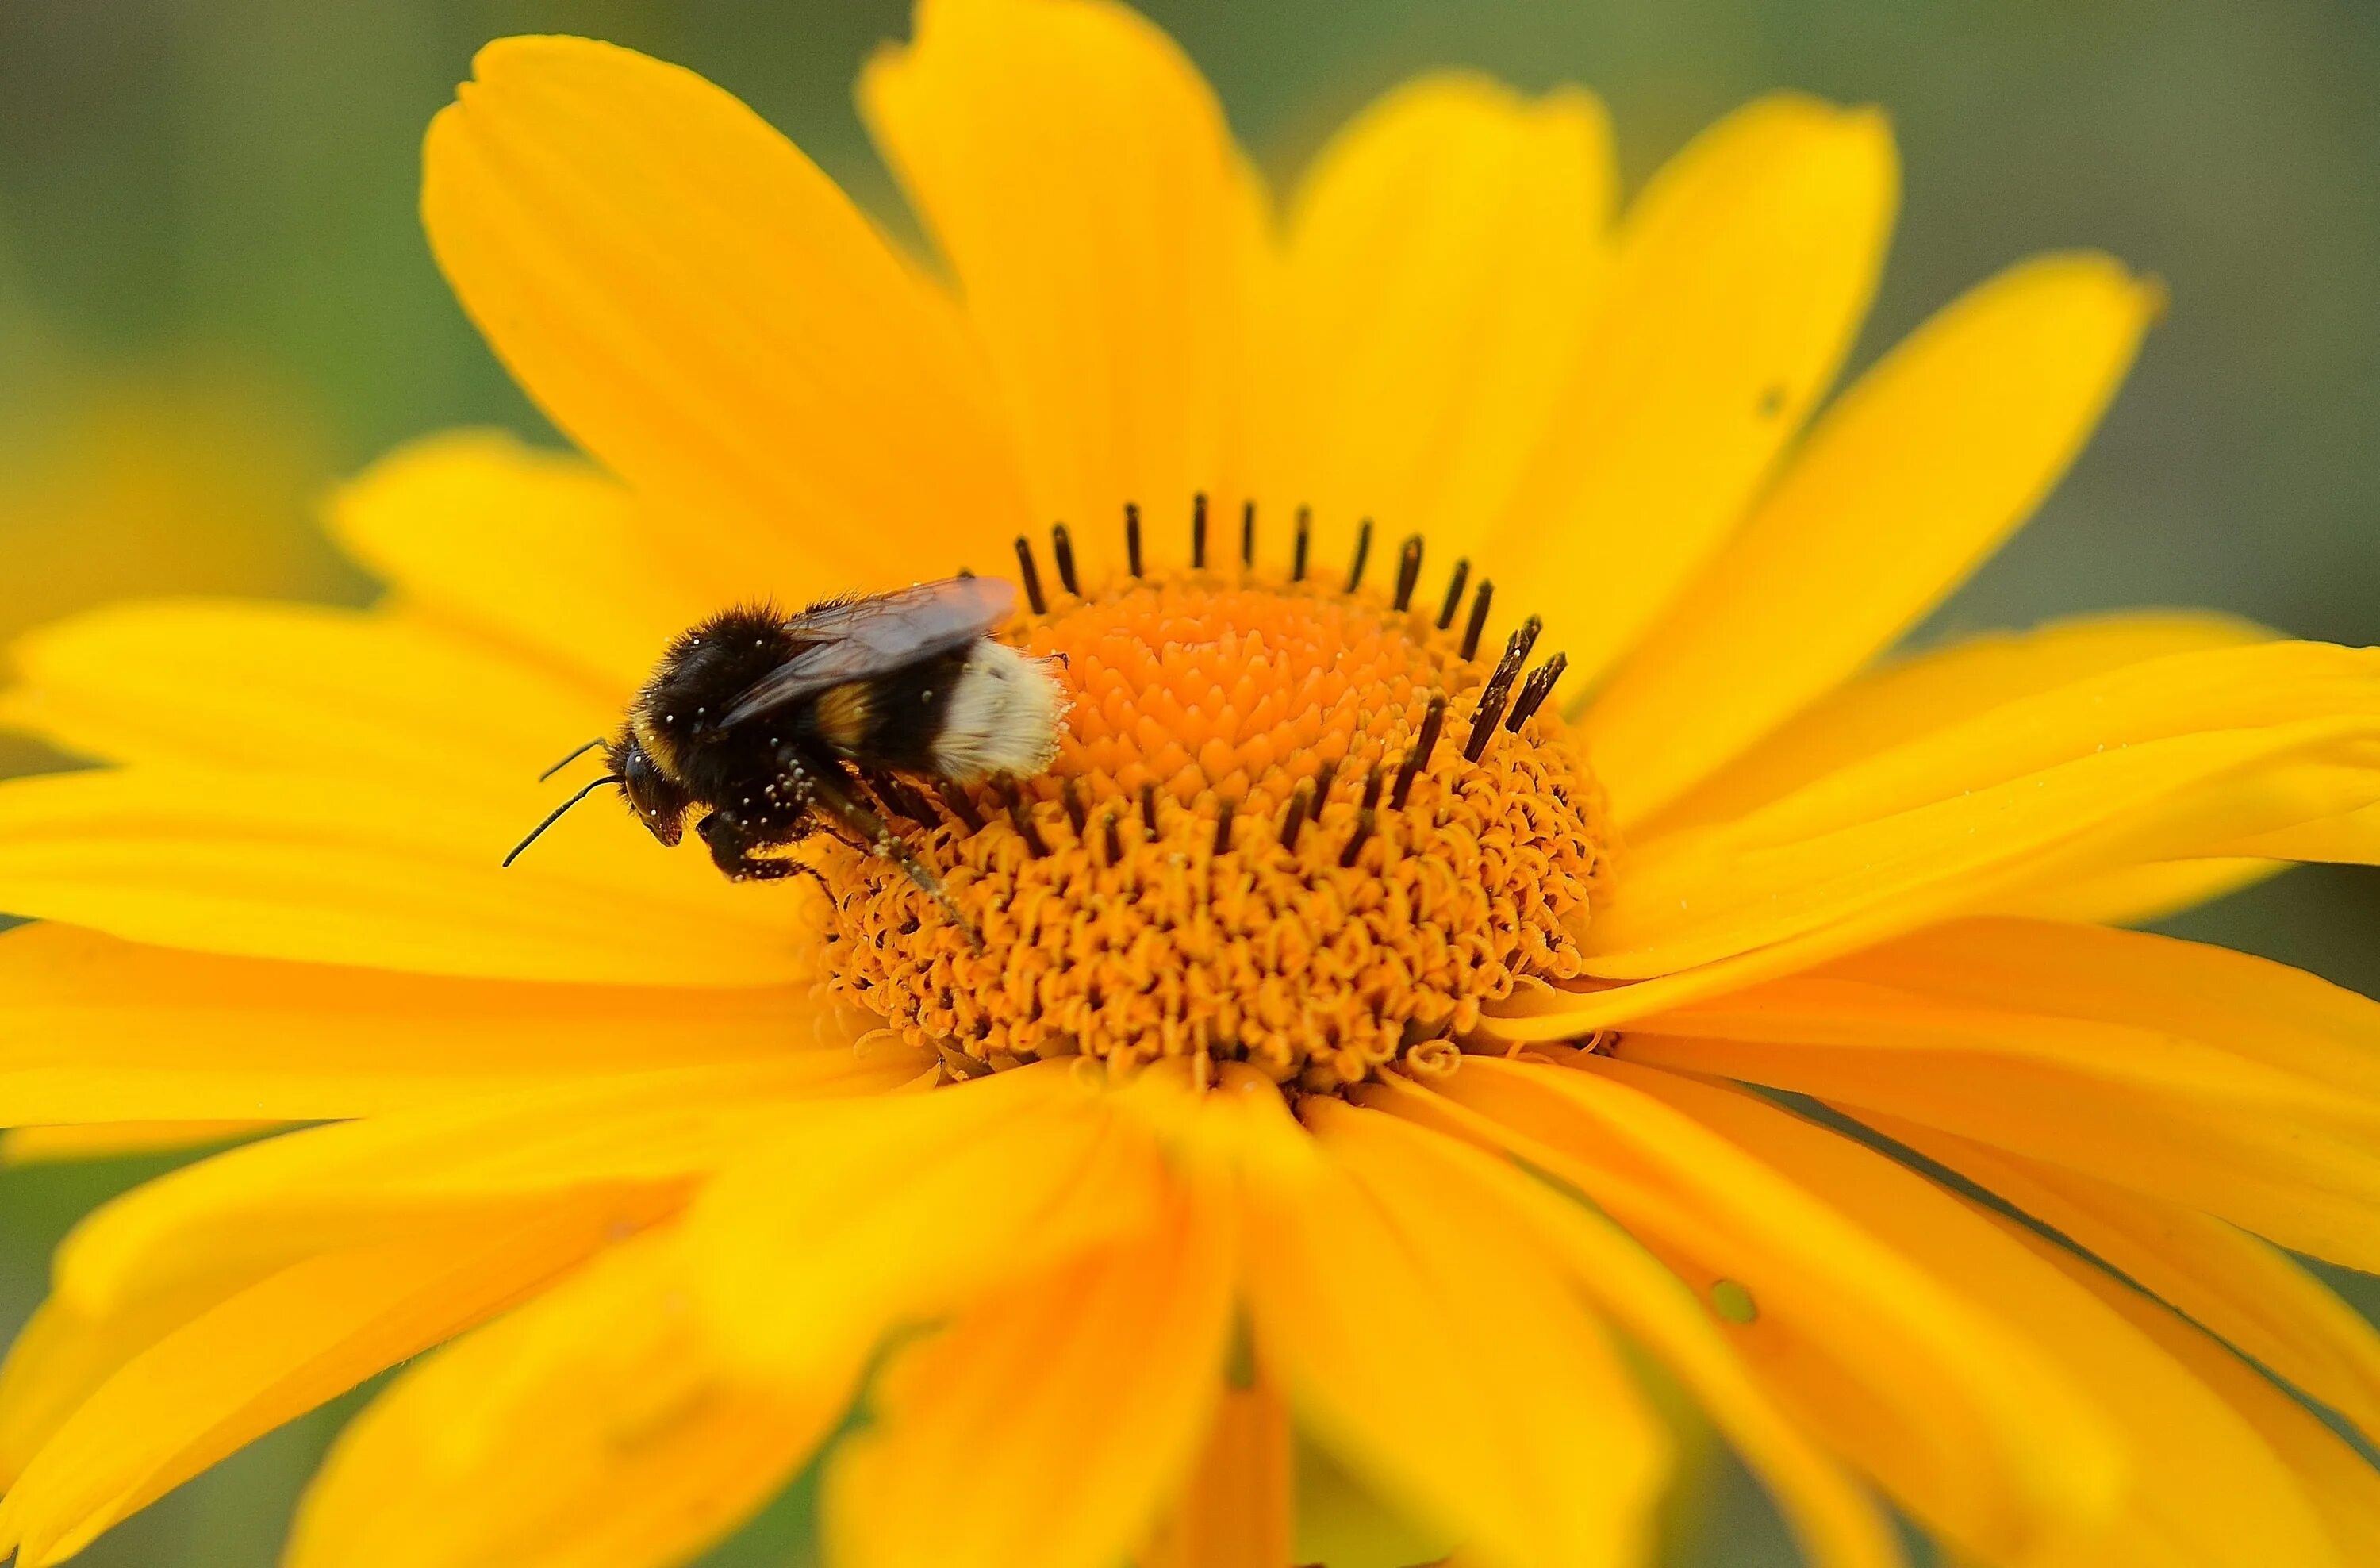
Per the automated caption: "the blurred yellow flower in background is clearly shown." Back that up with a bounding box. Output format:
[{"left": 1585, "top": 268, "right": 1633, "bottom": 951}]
[
  {"left": 1, "top": 2, "right": 2379, "bottom": 1566},
  {"left": 0, "top": 363, "right": 358, "bottom": 781}
]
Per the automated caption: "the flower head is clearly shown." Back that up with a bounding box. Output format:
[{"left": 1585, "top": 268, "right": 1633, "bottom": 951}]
[{"left": 6, "top": 3, "right": 2380, "bottom": 1568}]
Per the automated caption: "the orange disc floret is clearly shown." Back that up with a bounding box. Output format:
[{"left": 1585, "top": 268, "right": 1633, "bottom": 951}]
[{"left": 812, "top": 552, "right": 1610, "bottom": 1095}]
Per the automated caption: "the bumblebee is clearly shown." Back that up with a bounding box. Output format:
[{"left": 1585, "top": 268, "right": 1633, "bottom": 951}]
[{"left": 506, "top": 577, "right": 1065, "bottom": 932}]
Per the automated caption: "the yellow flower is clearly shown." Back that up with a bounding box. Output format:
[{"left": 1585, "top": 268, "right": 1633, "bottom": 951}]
[{"left": 4, "top": 2, "right": 2380, "bottom": 1566}]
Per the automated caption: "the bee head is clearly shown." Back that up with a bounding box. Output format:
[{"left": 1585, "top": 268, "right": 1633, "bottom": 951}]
[{"left": 608, "top": 730, "right": 692, "bottom": 847}]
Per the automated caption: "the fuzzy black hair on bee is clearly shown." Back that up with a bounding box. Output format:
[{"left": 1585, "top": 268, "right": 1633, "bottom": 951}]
[{"left": 505, "top": 577, "right": 1066, "bottom": 943}]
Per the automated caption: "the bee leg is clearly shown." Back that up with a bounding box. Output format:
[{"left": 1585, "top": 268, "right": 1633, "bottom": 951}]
[
  {"left": 697, "top": 810, "right": 829, "bottom": 892},
  {"left": 805, "top": 771, "right": 982, "bottom": 951}
]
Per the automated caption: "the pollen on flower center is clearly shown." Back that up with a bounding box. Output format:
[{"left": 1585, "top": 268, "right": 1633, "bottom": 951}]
[{"left": 810, "top": 508, "right": 1611, "bottom": 1095}]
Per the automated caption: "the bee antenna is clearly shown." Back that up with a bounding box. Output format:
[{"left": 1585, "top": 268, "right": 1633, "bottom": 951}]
[
  {"left": 536, "top": 737, "right": 608, "bottom": 783},
  {"left": 502, "top": 775, "right": 624, "bottom": 867}
]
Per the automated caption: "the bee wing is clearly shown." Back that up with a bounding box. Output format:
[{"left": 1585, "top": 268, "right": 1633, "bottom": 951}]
[{"left": 719, "top": 576, "right": 1019, "bottom": 728}]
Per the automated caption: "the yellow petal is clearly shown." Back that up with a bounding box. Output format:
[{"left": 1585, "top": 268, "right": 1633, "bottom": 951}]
[
  {"left": 1614, "top": 1065, "right": 2335, "bottom": 1568},
  {"left": 1484, "top": 94, "right": 1897, "bottom": 686},
  {"left": 1586, "top": 253, "right": 2160, "bottom": 824},
  {"left": 2060, "top": 1245, "right": 2380, "bottom": 1562},
  {"left": 824, "top": 1195, "right": 1232, "bottom": 1568},
  {"left": 691, "top": 1065, "right": 1161, "bottom": 1378},
  {"left": 1430, "top": 1057, "right": 2117, "bottom": 1560},
  {"left": 1, "top": 1122, "right": 274, "bottom": 1166},
  {"left": 53, "top": 1058, "right": 911, "bottom": 1320},
  {"left": 0, "top": 922, "right": 803, "bottom": 1125},
  {"left": 326, "top": 431, "right": 723, "bottom": 696},
  {"left": 1586, "top": 640, "right": 2380, "bottom": 979},
  {"left": 1145, "top": 1382, "right": 1295, "bottom": 1568},
  {"left": 1346, "top": 1087, "right": 1901, "bottom": 1568},
  {"left": 1246, "top": 1098, "right": 1669, "bottom": 1568},
  {"left": 287, "top": 1226, "right": 849, "bottom": 1568},
  {"left": 0, "top": 1203, "right": 623, "bottom": 1566},
  {"left": 425, "top": 37, "right": 1027, "bottom": 586},
  {"left": 1621, "top": 917, "right": 2380, "bottom": 1270},
  {"left": 1621, "top": 983, "right": 2380, "bottom": 1268},
  {"left": 1264, "top": 73, "right": 1614, "bottom": 561},
  {"left": 2219, "top": 798, "right": 2380, "bottom": 863},
  {"left": 3, "top": 598, "right": 616, "bottom": 781},
  {"left": 860, "top": 0, "right": 1268, "bottom": 562},
  {"left": 1989, "top": 855, "right": 2281, "bottom": 924},
  {"left": 1880, "top": 1121, "right": 2380, "bottom": 1447},
  {"left": 1818, "top": 917, "right": 2380, "bottom": 1101},
  {"left": 0, "top": 767, "right": 804, "bottom": 986},
  {"left": 1650, "top": 609, "right": 2272, "bottom": 836}
]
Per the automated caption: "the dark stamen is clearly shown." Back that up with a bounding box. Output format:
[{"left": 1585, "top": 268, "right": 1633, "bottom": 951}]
[
  {"left": 1102, "top": 809, "right": 1123, "bottom": 864},
  {"left": 1292, "top": 506, "right": 1311, "bottom": 582},
  {"left": 1392, "top": 534, "right": 1423, "bottom": 613},
  {"left": 1391, "top": 695, "right": 1448, "bottom": 809},
  {"left": 1338, "top": 808, "right": 1376, "bottom": 869},
  {"left": 1008, "top": 787, "right": 1051, "bottom": 858},
  {"left": 1511, "top": 613, "right": 1545, "bottom": 667},
  {"left": 1461, "top": 579, "right": 1495, "bottom": 661},
  {"left": 1241, "top": 501, "right": 1256, "bottom": 569},
  {"left": 1464, "top": 624, "right": 1538, "bottom": 763},
  {"left": 1191, "top": 492, "right": 1208, "bottom": 569},
  {"left": 1140, "top": 781, "right": 1161, "bottom": 836},
  {"left": 1436, "top": 559, "right": 1471, "bottom": 631},
  {"left": 1507, "top": 652, "right": 1568, "bottom": 732},
  {"left": 938, "top": 782, "right": 985, "bottom": 832},
  {"left": 1125, "top": 503, "right": 1143, "bottom": 578},
  {"left": 1050, "top": 524, "right": 1081, "bottom": 596},
  {"left": 1360, "top": 763, "right": 1386, "bottom": 812},
  {"left": 1061, "top": 777, "right": 1087, "bottom": 837},
  {"left": 1279, "top": 783, "right": 1312, "bottom": 847},
  {"left": 1312, "top": 759, "right": 1339, "bottom": 805},
  {"left": 1212, "top": 797, "right": 1237, "bottom": 856},
  {"left": 1345, "top": 519, "right": 1373, "bottom": 594},
  {"left": 1013, "top": 536, "right": 1047, "bottom": 614}
]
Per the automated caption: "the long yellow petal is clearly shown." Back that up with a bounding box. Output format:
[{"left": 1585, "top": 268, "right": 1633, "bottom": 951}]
[
  {"left": 52, "top": 1058, "right": 911, "bottom": 1320},
  {"left": 1588, "top": 641, "right": 2380, "bottom": 978},
  {"left": 1649, "top": 608, "right": 2271, "bottom": 836},
  {"left": 5, "top": 599, "right": 616, "bottom": 781},
  {"left": 1265, "top": 72, "right": 1614, "bottom": 562},
  {"left": 0, "top": 1203, "right": 621, "bottom": 1567},
  {"left": 0, "top": 767, "right": 804, "bottom": 986},
  {"left": 1586, "top": 253, "right": 2159, "bottom": 824},
  {"left": 326, "top": 431, "right": 724, "bottom": 696},
  {"left": 286, "top": 1227, "right": 849, "bottom": 1568},
  {"left": 1430, "top": 1057, "right": 2117, "bottom": 1560},
  {"left": 2059, "top": 1244, "right": 2380, "bottom": 1562},
  {"left": 0, "top": 923, "right": 802, "bottom": 1126},
  {"left": 1818, "top": 917, "right": 2380, "bottom": 1100},
  {"left": 424, "top": 36, "right": 1027, "bottom": 587},
  {"left": 1246, "top": 1098, "right": 1669, "bottom": 1568},
  {"left": 1144, "top": 1382, "right": 1295, "bottom": 1568},
  {"left": 1879, "top": 1120, "right": 2380, "bottom": 1446},
  {"left": 1348, "top": 1087, "right": 1901, "bottom": 1568},
  {"left": 1621, "top": 975, "right": 2380, "bottom": 1269},
  {"left": 690, "top": 1065, "right": 1161, "bottom": 1378},
  {"left": 1614, "top": 1065, "right": 2336, "bottom": 1568},
  {"left": 1990, "top": 855, "right": 2281, "bottom": 925},
  {"left": 1484, "top": 93, "right": 1896, "bottom": 686},
  {"left": 860, "top": 0, "right": 1267, "bottom": 567},
  {"left": 0, "top": 1121, "right": 273, "bottom": 1166},
  {"left": 824, "top": 1196, "right": 1232, "bottom": 1568}
]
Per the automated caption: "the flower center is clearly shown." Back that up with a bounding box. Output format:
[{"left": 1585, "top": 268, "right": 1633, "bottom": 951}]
[{"left": 810, "top": 509, "right": 1610, "bottom": 1095}]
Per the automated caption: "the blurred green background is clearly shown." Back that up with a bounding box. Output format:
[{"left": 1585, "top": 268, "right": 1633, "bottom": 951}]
[{"left": 1, "top": 1, "right": 2375, "bottom": 1563}]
